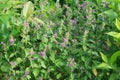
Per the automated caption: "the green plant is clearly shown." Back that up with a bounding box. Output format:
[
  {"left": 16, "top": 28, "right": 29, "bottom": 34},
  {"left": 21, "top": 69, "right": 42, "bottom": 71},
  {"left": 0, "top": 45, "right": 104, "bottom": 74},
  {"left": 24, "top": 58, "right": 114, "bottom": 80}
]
[
  {"left": 1, "top": 0, "right": 120, "bottom": 80},
  {"left": 107, "top": 19, "right": 120, "bottom": 42},
  {"left": 96, "top": 18, "right": 120, "bottom": 80}
]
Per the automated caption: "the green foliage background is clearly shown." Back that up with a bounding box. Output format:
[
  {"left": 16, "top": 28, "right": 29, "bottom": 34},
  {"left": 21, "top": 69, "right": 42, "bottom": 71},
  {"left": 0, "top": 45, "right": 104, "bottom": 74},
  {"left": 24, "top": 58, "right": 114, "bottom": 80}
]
[{"left": 0, "top": 0, "right": 120, "bottom": 80}]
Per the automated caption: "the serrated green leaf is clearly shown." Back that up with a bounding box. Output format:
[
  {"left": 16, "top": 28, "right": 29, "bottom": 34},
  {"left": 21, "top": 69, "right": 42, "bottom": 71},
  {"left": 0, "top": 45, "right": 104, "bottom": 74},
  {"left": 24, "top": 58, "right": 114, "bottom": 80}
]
[
  {"left": 100, "top": 52, "right": 108, "bottom": 63},
  {"left": 41, "top": 61, "right": 46, "bottom": 68},
  {"left": 110, "top": 51, "right": 120, "bottom": 64},
  {"left": 25, "top": 67, "right": 30, "bottom": 73},
  {"left": 49, "top": 54, "right": 55, "bottom": 63},
  {"left": 25, "top": 48, "right": 29, "bottom": 57},
  {"left": 83, "top": 45, "right": 87, "bottom": 51},
  {"left": 16, "top": 58, "right": 22, "bottom": 65},
  {"left": 31, "top": 61, "right": 38, "bottom": 68},
  {"left": 106, "top": 31, "right": 120, "bottom": 39},
  {"left": 103, "top": 10, "right": 118, "bottom": 19},
  {"left": 115, "top": 18, "right": 120, "bottom": 30},
  {"left": 22, "top": 1, "right": 34, "bottom": 19},
  {"left": 0, "top": 62, "right": 10, "bottom": 72},
  {"left": 42, "top": 37, "right": 48, "bottom": 43},
  {"left": 26, "top": 75, "right": 31, "bottom": 79},
  {"left": 109, "top": 73, "right": 116, "bottom": 80},
  {"left": 97, "top": 62, "right": 112, "bottom": 69},
  {"left": 9, "top": 76, "right": 15, "bottom": 80},
  {"left": 56, "top": 73, "right": 61, "bottom": 79},
  {"left": 33, "top": 68, "right": 39, "bottom": 77}
]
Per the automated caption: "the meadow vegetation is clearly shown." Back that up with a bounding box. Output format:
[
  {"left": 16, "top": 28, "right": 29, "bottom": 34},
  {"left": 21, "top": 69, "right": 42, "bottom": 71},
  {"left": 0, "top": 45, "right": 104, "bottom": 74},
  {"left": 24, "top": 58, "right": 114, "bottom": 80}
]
[{"left": 0, "top": 0, "right": 120, "bottom": 80}]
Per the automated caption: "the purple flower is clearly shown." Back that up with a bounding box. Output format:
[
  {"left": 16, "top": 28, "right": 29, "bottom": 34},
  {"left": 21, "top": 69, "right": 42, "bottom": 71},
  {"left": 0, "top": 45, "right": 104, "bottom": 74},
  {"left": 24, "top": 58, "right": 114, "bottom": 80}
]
[
  {"left": 64, "top": 5, "right": 69, "bottom": 16},
  {"left": 45, "top": 0, "right": 48, "bottom": 4},
  {"left": 80, "top": 4, "right": 83, "bottom": 8},
  {"left": 9, "top": 62, "right": 16, "bottom": 68},
  {"left": 61, "top": 43, "right": 66, "bottom": 48},
  {"left": 83, "top": 2, "right": 87, "bottom": 9},
  {"left": 24, "top": 20, "right": 29, "bottom": 32},
  {"left": 30, "top": 49, "right": 34, "bottom": 55},
  {"left": 61, "top": 38, "right": 68, "bottom": 48},
  {"left": 70, "top": 19, "right": 77, "bottom": 25},
  {"left": 53, "top": 33, "right": 57, "bottom": 37},
  {"left": 47, "top": 24, "right": 50, "bottom": 28},
  {"left": 39, "top": 50, "right": 46, "bottom": 58},
  {"left": 24, "top": 71, "right": 30, "bottom": 76},
  {"left": 64, "top": 38, "right": 68, "bottom": 43},
  {"left": 34, "top": 25, "right": 40, "bottom": 31},
  {"left": 72, "top": 39, "right": 75, "bottom": 43},
  {"left": 24, "top": 20, "right": 29, "bottom": 28},
  {"left": 68, "top": 58, "right": 76, "bottom": 67},
  {"left": 86, "top": 16, "right": 89, "bottom": 19},
  {"left": 38, "top": 77, "right": 43, "bottom": 80},
  {"left": 9, "top": 36, "right": 16, "bottom": 44},
  {"left": 92, "top": 9, "right": 95, "bottom": 13}
]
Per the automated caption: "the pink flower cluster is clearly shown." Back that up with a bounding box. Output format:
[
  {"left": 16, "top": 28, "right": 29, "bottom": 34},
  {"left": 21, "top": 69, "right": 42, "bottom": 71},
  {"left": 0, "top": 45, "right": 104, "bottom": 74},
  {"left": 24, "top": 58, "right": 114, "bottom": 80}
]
[{"left": 61, "top": 38, "right": 68, "bottom": 48}]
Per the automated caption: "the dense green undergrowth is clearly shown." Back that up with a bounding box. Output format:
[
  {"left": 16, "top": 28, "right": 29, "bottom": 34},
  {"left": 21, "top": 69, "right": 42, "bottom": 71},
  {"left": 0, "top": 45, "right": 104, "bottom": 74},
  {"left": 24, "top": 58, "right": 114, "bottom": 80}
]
[{"left": 0, "top": 0, "right": 120, "bottom": 80}]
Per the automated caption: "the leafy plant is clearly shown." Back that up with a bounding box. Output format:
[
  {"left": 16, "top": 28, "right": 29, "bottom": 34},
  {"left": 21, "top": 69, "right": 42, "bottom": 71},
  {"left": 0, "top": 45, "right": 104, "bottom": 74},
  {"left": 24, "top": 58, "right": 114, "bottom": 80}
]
[
  {"left": 97, "top": 12, "right": 120, "bottom": 79},
  {"left": 0, "top": 0, "right": 120, "bottom": 80},
  {"left": 107, "top": 19, "right": 120, "bottom": 41}
]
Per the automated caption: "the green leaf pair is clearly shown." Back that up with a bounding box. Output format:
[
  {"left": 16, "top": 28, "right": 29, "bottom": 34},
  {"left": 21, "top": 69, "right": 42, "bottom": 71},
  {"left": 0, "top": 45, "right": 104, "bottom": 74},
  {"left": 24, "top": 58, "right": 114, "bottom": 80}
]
[
  {"left": 106, "top": 18, "right": 120, "bottom": 42},
  {"left": 97, "top": 51, "right": 120, "bottom": 69}
]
